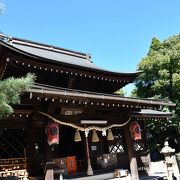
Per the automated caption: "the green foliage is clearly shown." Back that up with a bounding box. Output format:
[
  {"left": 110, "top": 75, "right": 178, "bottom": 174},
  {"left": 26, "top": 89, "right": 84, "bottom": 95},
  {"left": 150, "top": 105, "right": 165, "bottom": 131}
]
[
  {"left": 130, "top": 88, "right": 138, "bottom": 98},
  {"left": 114, "top": 89, "right": 125, "bottom": 96},
  {"left": 133, "top": 34, "right": 180, "bottom": 151},
  {"left": 0, "top": 73, "right": 35, "bottom": 119},
  {"left": 136, "top": 35, "right": 180, "bottom": 99}
]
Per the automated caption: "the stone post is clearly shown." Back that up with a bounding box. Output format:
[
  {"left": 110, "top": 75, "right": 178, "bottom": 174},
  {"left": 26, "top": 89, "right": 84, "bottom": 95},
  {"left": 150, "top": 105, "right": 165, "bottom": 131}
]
[{"left": 160, "top": 141, "right": 175, "bottom": 180}]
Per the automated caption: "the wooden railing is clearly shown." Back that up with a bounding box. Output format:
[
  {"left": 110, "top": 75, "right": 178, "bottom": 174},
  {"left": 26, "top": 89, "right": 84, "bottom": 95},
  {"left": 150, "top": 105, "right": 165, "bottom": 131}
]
[{"left": 0, "top": 157, "right": 28, "bottom": 179}]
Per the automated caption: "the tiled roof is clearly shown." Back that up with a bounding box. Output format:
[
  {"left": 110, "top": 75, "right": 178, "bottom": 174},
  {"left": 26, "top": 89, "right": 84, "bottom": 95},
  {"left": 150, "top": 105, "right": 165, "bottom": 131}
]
[{"left": 0, "top": 33, "right": 140, "bottom": 76}]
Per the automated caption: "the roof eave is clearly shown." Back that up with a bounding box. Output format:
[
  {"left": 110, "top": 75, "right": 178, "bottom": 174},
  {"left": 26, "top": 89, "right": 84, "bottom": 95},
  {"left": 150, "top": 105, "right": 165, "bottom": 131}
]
[
  {"left": 0, "top": 39, "right": 141, "bottom": 79},
  {"left": 25, "top": 85, "right": 176, "bottom": 108}
]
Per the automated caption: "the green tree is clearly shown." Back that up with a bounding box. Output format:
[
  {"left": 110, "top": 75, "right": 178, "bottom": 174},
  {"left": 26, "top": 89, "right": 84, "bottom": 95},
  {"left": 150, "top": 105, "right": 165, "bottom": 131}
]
[
  {"left": 114, "top": 89, "right": 126, "bottom": 96},
  {"left": 0, "top": 73, "right": 35, "bottom": 119},
  {"left": 133, "top": 35, "right": 180, "bottom": 151}
]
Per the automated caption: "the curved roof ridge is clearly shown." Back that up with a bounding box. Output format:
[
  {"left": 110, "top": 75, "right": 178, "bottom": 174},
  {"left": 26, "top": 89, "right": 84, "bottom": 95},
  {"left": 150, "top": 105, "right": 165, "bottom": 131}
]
[
  {"left": 0, "top": 33, "right": 91, "bottom": 60},
  {"left": 11, "top": 37, "right": 92, "bottom": 61},
  {"left": 0, "top": 33, "right": 141, "bottom": 77}
]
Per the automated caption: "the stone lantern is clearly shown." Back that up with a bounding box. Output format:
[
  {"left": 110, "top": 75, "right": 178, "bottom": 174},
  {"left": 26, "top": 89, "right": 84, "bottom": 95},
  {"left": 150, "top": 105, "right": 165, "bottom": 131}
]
[{"left": 160, "top": 141, "right": 175, "bottom": 180}]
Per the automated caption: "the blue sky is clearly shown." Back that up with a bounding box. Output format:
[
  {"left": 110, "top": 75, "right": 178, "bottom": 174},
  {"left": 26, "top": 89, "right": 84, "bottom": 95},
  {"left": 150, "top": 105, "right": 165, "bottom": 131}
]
[{"left": 0, "top": 0, "right": 180, "bottom": 95}]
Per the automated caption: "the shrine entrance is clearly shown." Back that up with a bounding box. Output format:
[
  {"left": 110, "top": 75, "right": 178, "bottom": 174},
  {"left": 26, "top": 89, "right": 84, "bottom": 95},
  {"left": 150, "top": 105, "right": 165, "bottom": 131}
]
[
  {"left": 50, "top": 125, "right": 130, "bottom": 176},
  {"left": 52, "top": 126, "right": 86, "bottom": 174}
]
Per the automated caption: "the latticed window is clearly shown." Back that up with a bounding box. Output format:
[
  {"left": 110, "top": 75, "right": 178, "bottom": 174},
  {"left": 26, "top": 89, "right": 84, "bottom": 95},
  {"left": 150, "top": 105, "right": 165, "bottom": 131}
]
[
  {"left": 0, "top": 129, "right": 25, "bottom": 158},
  {"left": 134, "top": 140, "right": 145, "bottom": 151},
  {"left": 133, "top": 121, "right": 146, "bottom": 151},
  {"left": 108, "top": 129, "right": 126, "bottom": 153}
]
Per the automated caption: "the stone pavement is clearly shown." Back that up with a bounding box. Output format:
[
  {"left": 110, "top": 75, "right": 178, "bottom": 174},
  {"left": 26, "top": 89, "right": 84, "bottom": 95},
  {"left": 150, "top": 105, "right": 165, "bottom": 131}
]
[
  {"left": 146, "top": 156, "right": 180, "bottom": 180},
  {"left": 58, "top": 156, "right": 180, "bottom": 180}
]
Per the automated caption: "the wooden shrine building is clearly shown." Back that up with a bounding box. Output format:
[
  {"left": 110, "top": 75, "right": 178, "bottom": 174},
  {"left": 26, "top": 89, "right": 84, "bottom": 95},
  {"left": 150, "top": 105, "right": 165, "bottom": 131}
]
[{"left": 0, "top": 33, "right": 175, "bottom": 180}]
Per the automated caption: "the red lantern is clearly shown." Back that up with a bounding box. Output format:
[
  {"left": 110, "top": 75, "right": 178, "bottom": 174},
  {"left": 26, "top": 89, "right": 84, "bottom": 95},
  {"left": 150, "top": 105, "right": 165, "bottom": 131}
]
[
  {"left": 47, "top": 123, "right": 59, "bottom": 145},
  {"left": 130, "top": 121, "right": 142, "bottom": 141}
]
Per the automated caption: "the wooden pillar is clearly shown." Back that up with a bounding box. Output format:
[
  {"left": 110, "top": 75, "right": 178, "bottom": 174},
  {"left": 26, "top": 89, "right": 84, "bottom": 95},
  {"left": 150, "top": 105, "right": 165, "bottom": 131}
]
[
  {"left": 125, "top": 123, "right": 139, "bottom": 180},
  {"left": 43, "top": 122, "right": 54, "bottom": 180},
  {"left": 140, "top": 121, "right": 151, "bottom": 173},
  {"left": 140, "top": 121, "right": 148, "bottom": 150},
  {"left": 26, "top": 118, "right": 36, "bottom": 176}
]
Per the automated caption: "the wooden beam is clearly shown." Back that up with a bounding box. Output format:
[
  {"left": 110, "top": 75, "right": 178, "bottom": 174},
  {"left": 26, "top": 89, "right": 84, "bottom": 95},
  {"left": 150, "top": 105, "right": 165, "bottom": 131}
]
[{"left": 124, "top": 123, "right": 139, "bottom": 180}]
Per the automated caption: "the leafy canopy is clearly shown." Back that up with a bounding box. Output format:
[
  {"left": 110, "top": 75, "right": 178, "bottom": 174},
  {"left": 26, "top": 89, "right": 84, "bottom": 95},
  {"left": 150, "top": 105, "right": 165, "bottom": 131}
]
[
  {"left": 0, "top": 73, "right": 35, "bottom": 119},
  {"left": 133, "top": 34, "right": 180, "bottom": 151},
  {"left": 135, "top": 35, "right": 180, "bottom": 100}
]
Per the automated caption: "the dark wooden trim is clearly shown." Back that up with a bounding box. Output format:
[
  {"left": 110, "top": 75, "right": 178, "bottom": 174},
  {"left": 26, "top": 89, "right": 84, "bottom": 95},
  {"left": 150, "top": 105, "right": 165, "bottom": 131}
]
[
  {"left": 67, "top": 76, "right": 76, "bottom": 89},
  {"left": 26, "top": 87, "right": 175, "bottom": 108},
  {"left": 140, "top": 121, "right": 148, "bottom": 151},
  {"left": 0, "top": 118, "right": 27, "bottom": 129},
  {"left": 0, "top": 46, "right": 7, "bottom": 78},
  {"left": 2, "top": 45, "right": 139, "bottom": 83},
  {"left": 0, "top": 45, "right": 3, "bottom": 59},
  {"left": 26, "top": 117, "right": 36, "bottom": 176}
]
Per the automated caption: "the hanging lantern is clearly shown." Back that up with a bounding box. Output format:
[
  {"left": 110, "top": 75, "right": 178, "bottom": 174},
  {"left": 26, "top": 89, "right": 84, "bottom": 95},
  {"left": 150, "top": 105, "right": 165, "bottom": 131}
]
[
  {"left": 92, "top": 130, "right": 99, "bottom": 142},
  {"left": 130, "top": 121, "right": 142, "bottom": 141},
  {"left": 107, "top": 129, "right": 114, "bottom": 141},
  {"left": 47, "top": 123, "right": 59, "bottom": 145},
  {"left": 74, "top": 129, "right": 82, "bottom": 142}
]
